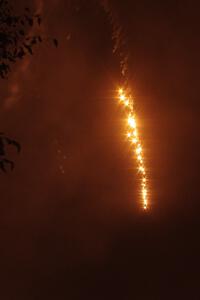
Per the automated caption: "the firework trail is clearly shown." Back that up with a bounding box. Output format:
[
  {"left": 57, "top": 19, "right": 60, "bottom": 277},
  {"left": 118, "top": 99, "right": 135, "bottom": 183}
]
[
  {"left": 100, "top": 0, "right": 149, "bottom": 210},
  {"left": 117, "top": 88, "right": 148, "bottom": 210}
]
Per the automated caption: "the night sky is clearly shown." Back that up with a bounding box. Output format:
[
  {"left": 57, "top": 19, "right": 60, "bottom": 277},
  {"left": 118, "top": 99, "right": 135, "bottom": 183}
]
[{"left": 0, "top": 0, "right": 200, "bottom": 299}]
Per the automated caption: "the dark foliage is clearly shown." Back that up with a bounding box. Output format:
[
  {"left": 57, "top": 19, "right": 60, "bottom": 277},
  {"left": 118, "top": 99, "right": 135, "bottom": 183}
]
[
  {"left": 0, "top": 1, "right": 58, "bottom": 171},
  {"left": 0, "top": 0, "right": 58, "bottom": 78},
  {"left": 0, "top": 132, "right": 20, "bottom": 172}
]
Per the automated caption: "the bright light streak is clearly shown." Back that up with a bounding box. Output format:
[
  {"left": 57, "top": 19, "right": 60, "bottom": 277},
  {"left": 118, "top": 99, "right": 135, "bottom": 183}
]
[{"left": 117, "top": 87, "right": 149, "bottom": 210}]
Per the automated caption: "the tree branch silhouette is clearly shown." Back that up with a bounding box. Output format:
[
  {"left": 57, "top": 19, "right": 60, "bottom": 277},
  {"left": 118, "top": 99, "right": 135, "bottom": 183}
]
[{"left": 0, "top": 1, "right": 58, "bottom": 171}]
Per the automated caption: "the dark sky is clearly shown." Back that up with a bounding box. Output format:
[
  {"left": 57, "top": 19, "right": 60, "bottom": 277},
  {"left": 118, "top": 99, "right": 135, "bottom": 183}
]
[{"left": 0, "top": 0, "right": 200, "bottom": 299}]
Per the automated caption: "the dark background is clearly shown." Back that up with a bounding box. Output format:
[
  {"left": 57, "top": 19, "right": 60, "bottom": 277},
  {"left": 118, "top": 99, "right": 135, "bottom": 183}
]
[{"left": 0, "top": 0, "right": 200, "bottom": 299}]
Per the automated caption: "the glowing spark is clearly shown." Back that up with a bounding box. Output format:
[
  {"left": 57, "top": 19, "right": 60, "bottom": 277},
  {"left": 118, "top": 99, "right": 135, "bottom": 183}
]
[
  {"left": 131, "top": 138, "right": 138, "bottom": 144},
  {"left": 120, "top": 94, "right": 125, "bottom": 101},
  {"left": 117, "top": 88, "right": 149, "bottom": 210},
  {"left": 128, "top": 116, "right": 136, "bottom": 129},
  {"left": 136, "top": 145, "right": 142, "bottom": 155},
  {"left": 124, "top": 100, "right": 130, "bottom": 107},
  {"left": 139, "top": 166, "right": 145, "bottom": 174}
]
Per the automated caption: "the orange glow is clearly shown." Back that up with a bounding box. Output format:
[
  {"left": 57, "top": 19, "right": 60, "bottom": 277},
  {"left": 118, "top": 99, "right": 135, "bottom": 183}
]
[
  {"left": 133, "top": 130, "right": 138, "bottom": 137},
  {"left": 117, "top": 87, "right": 149, "bottom": 210}
]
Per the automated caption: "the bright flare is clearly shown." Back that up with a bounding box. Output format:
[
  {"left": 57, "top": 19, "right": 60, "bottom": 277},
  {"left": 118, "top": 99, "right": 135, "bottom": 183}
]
[
  {"left": 120, "top": 94, "right": 125, "bottom": 101},
  {"left": 117, "top": 88, "right": 149, "bottom": 210},
  {"left": 128, "top": 116, "right": 136, "bottom": 129}
]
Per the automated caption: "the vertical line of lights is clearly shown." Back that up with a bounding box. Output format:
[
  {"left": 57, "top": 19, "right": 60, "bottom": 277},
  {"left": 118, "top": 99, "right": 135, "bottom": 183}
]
[{"left": 117, "top": 88, "right": 148, "bottom": 210}]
